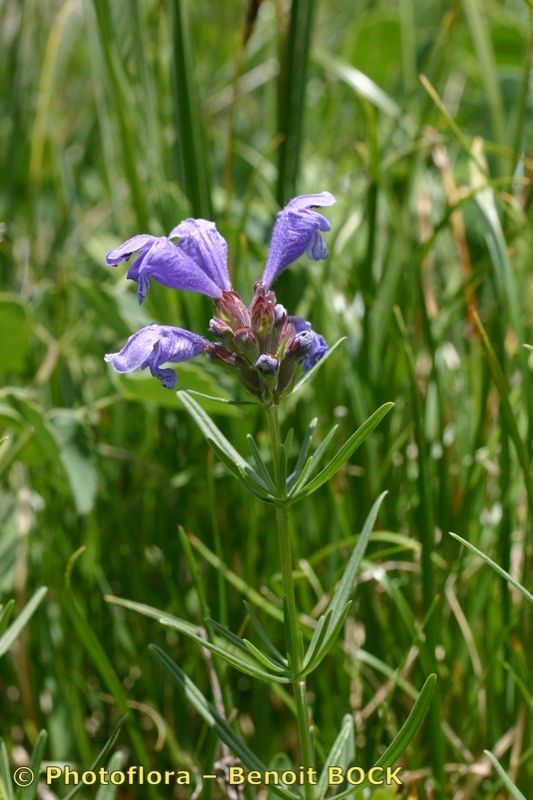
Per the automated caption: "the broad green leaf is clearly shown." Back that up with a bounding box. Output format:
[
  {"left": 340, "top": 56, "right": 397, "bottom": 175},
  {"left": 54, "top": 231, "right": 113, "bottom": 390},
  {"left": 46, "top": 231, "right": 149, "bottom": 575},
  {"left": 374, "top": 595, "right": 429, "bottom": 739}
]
[
  {"left": 3, "top": 393, "right": 60, "bottom": 466},
  {"left": 0, "top": 295, "right": 30, "bottom": 373},
  {"left": 291, "top": 405, "right": 394, "bottom": 500},
  {"left": 63, "top": 715, "right": 128, "bottom": 800},
  {"left": 483, "top": 750, "right": 526, "bottom": 800},
  {"left": 331, "top": 674, "right": 437, "bottom": 799},
  {"left": 449, "top": 532, "right": 533, "bottom": 603},
  {"left": 316, "top": 715, "right": 355, "bottom": 800},
  {"left": 111, "top": 364, "right": 236, "bottom": 416},
  {"left": 289, "top": 338, "right": 347, "bottom": 398},
  {"left": 150, "top": 646, "right": 300, "bottom": 800},
  {"left": 0, "top": 587, "right": 47, "bottom": 658},
  {"left": 49, "top": 410, "right": 97, "bottom": 515}
]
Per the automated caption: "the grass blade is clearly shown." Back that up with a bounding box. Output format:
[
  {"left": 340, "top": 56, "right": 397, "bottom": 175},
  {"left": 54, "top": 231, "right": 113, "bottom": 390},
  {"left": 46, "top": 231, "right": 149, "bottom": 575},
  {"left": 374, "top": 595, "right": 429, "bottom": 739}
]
[
  {"left": 276, "top": 0, "right": 317, "bottom": 203},
  {"left": 167, "top": 0, "right": 212, "bottom": 216},
  {"left": 483, "top": 751, "right": 526, "bottom": 800},
  {"left": 449, "top": 532, "right": 532, "bottom": 603},
  {"left": 0, "top": 587, "right": 47, "bottom": 658},
  {"left": 63, "top": 715, "right": 128, "bottom": 800}
]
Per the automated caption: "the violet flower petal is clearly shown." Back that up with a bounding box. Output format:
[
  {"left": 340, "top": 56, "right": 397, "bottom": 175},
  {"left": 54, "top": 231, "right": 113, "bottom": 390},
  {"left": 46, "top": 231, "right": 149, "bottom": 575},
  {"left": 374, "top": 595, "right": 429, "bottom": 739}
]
[
  {"left": 262, "top": 192, "right": 336, "bottom": 287},
  {"left": 104, "top": 324, "right": 208, "bottom": 388},
  {"left": 133, "top": 237, "right": 224, "bottom": 303},
  {"left": 290, "top": 316, "right": 329, "bottom": 371},
  {"left": 105, "top": 234, "right": 158, "bottom": 265},
  {"left": 169, "top": 218, "right": 231, "bottom": 292}
]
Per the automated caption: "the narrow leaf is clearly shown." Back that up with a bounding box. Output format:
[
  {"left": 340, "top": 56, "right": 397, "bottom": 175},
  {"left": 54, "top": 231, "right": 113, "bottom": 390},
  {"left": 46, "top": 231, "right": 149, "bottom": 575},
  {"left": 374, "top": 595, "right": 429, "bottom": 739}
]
[
  {"left": 483, "top": 750, "right": 527, "bottom": 800},
  {"left": 331, "top": 674, "right": 437, "bottom": 799},
  {"left": 162, "top": 618, "right": 289, "bottom": 684},
  {"left": 243, "top": 639, "right": 289, "bottom": 675},
  {"left": 150, "top": 646, "right": 300, "bottom": 800},
  {"left": 20, "top": 730, "right": 48, "bottom": 800},
  {"left": 289, "top": 338, "right": 346, "bottom": 397},
  {"left": 287, "top": 417, "right": 317, "bottom": 490},
  {"left": 449, "top": 532, "right": 533, "bottom": 603},
  {"left": 247, "top": 434, "right": 277, "bottom": 493},
  {"left": 243, "top": 601, "right": 286, "bottom": 665},
  {"left": 179, "top": 390, "right": 260, "bottom": 477},
  {"left": 0, "top": 740, "right": 15, "bottom": 800},
  {"left": 63, "top": 715, "right": 128, "bottom": 800},
  {"left": 105, "top": 595, "right": 198, "bottom": 634},
  {"left": 322, "top": 492, "right": 387, "bottom": 641},
  {"left": 288, "top": 423, "right": 338, "bottom": 496},
  {"left": 316, "top": 715, "right": 355, "bottom": 800},
  {"left": 0, "top": 587, "right": 47, "bottom": 658},
  {"left": 207, "top": 438, "right": 275, "bottom": 500},
  {"left": 292, "top": 405, "right": 394, "bottom": 500}
]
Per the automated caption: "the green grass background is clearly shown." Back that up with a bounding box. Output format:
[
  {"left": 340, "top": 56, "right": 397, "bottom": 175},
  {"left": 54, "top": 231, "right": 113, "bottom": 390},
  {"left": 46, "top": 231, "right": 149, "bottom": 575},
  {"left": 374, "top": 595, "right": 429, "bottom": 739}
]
[{"left": 0, "top": 0, "right": 531, "bottom": 797}]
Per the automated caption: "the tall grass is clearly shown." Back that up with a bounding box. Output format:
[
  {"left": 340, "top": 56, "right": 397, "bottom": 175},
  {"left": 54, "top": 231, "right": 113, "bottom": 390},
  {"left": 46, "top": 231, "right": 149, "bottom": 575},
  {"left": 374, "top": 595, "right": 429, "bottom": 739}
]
[{"left": 0, "top": 1, "right": 531, "bottom": 798}]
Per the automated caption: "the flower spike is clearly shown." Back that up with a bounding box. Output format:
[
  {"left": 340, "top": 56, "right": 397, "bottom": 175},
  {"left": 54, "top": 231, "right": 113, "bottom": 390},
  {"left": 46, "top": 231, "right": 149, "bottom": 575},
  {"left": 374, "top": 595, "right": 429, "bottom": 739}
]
[{"left": 105, "top": 191, "right": 334, "bottom": 398}]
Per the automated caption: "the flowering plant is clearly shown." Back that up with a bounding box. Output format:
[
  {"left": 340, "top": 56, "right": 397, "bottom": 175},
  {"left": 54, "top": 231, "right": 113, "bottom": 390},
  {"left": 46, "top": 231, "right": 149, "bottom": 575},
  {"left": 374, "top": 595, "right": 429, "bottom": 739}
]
[
  {"left": 105, "top": 193, "right": 333, "bottom": 402},
  {"left": 105, "top": 193, "right": 435, "bottom": 799}
]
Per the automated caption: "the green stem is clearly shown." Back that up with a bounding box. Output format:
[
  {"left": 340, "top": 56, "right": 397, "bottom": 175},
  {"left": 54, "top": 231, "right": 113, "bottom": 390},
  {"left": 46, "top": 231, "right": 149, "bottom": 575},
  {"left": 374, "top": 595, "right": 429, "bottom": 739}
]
[{"left": 266, "top": 405, "right": 315, "bottom": 799}]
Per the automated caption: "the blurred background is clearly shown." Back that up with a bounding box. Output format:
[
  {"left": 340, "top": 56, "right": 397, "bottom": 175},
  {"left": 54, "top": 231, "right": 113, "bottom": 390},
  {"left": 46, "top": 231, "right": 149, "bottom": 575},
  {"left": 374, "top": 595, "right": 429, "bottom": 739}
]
[{"left": 0, "top": 0, "right": 531, "bottom": 797}]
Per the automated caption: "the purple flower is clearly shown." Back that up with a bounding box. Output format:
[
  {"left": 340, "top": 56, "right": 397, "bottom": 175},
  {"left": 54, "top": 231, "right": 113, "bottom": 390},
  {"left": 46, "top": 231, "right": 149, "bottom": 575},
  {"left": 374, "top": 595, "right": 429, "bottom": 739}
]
[
  {"left": 169, "top": 218, "right": 231, "bottom": 293},
  {"left": 106, "top": 228, "right": 229, "bottom": 303},
  {"left": 262, "top": 192, "right": 336, "bottom": 289},
  {"left": 291, "top": 317, "right": 329, "bottom": 371},
  {"left": 105, "top": 193, "right": 335, "bottom": 397},
  {"left": 104, "top": 325, "right": 208, "bottom": 388}
]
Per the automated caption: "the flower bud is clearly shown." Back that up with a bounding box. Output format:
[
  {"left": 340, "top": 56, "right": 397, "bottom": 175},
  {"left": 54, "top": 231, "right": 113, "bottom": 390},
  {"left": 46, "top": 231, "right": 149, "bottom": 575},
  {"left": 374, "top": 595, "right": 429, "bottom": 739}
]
[
  {"left": 290, "top": 329, "right": 314, "bottom": 357},
  {"left": 274, "top": 304, "right": 287, "bottom": 326},
  {"left": 251, "top": 296, "right": 275, "bottom": 336},
  {"left": 215, "top": 291, "right": 251, "bottom": 329},
  {"left": 208, "top": 317, "right": 234, "bottom": 337},
  {"left": 255, "top": 354, "right": 279, "bottom": 375}
]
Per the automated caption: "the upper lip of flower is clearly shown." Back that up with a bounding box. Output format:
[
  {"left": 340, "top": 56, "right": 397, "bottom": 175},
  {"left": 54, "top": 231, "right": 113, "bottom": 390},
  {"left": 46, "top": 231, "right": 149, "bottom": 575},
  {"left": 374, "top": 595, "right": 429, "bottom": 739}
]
[{"left": 104, "top": 192, "right": 335, "bottom": 393}]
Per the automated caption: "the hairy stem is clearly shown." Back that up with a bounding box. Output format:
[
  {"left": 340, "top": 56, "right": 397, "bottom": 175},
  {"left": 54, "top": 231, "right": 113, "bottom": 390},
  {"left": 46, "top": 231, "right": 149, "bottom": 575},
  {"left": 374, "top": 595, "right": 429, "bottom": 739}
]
[{"left": 266, "top": 405, "right": 314, "bottom": 798}]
